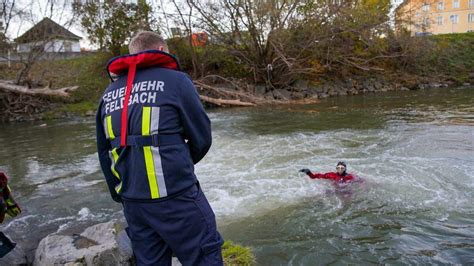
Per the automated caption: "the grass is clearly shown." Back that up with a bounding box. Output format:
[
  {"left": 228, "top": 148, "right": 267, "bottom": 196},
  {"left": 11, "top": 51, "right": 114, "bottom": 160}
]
[
  {"left": 428, "top": 32, "right": 474, "bottom": 83},
  {"left": 222, "top": 241, "right": 256, "bottom": 266},
  {"left": 0, "top": 52, "right": 112, "bottom": 119}
]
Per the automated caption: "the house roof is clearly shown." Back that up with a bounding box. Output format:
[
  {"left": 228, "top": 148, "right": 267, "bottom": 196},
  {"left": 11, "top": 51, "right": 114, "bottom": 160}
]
[
  {"left": 394, "top": 0, "right": 408, "bottom": 15},
  {"left": 15, "top": 17, "right": 81, "bottom": 44}
]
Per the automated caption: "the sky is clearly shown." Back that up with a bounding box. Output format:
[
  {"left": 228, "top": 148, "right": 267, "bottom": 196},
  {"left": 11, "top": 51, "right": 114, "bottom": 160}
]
[
  {"left": 4, "top": 0, "right": 90, "bottom": 47},
  {"left": 5, "top": 0, "right": 405, "bottom": 50}
]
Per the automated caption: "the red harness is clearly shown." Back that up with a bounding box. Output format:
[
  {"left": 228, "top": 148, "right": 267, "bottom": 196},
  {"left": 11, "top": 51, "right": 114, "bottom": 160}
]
[{"left": 106, "top": 51, "right": 180, "bottom": 147}]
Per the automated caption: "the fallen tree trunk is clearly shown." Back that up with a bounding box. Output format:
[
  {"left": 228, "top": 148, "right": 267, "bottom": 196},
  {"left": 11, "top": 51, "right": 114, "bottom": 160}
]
[
  {"left": 193, "top": 76, "right": 273, "bottom": 107},
  {"left": 199, "top": 95, "right": 256, "bottom": 107},
  {"left": 0, "top": 80, "right": 79, "bottom": 122},
  {"left": 0, "top": 80, "right": 78, "bottom": 98}
]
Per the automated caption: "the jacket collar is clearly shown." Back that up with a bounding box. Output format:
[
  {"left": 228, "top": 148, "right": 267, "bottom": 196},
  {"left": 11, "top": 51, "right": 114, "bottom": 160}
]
[{"left": 106, "top": 50, "right": 181, "bottom": 81}]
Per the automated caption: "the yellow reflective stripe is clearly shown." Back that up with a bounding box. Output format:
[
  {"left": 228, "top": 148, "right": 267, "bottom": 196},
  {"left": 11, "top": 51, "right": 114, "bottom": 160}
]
[
  {"left": 142, "top": 107, "right": 151, "bottom": 136},
  {"left": 144, "top": 146, "right": 159, "bottom": 198},
  {"left": 111, "top": 149, "right": 120, "bottom": 178},
  {"left": 110, "top": 148, "right": 122, "bottom": 193},
  {"left": 106, "top": 116, "right": 115, "bottom": 140},
  {"left": 142, "top": 106, "right": 160, "bottom": 199},
  {"left": 115, "top": 182, "right": 122, "bottom": 193}
]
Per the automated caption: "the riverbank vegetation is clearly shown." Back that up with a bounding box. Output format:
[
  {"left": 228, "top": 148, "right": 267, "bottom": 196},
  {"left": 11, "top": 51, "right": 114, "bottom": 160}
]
[
  {"left": 222, "top": 240, "right": 256, "bottom": 265},
  {"left": 1, "top": 0, "right": 473, "bottom": 121}
]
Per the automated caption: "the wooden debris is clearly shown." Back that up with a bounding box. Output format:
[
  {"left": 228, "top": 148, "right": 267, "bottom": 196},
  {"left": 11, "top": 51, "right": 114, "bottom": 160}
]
[
  {"left": 0, "top": 80, "right": 78, "bottom": 98},
  {"left": 199, "top": 95, "right": 256, "bottom": 107}
]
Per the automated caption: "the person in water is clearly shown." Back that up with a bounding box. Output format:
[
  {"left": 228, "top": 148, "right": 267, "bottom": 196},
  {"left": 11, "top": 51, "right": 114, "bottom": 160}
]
[
  {"left": 299, "top": 162, "right": 357, "bottom": 184},
  {"left": 0, "top": 172, "right": 21, "bottom": 258}
]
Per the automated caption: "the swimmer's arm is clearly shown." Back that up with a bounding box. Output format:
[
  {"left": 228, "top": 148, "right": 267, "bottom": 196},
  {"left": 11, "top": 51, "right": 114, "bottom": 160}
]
[{"left": 308, "top": 172, "right": 327, "bottom": 179}]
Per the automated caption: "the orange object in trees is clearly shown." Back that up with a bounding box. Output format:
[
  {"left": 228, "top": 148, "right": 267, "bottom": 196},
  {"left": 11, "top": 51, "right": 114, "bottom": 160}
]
[{"left": 191, "top": 33, "right": 208, "bottom": 47}]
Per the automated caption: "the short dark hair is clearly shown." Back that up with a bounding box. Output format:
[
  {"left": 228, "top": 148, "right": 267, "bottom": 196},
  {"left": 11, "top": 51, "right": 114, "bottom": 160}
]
[
  {"left": 337, "top": 161, "right": 346, "bottom": 168},
  {"left": 129, "top": 31, "right": 168, "bottom": 54}
]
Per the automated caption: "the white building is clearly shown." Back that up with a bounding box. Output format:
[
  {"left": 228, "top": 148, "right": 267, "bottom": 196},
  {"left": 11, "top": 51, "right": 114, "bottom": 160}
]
[{"left": 15, "top": 18, "right": 81, "bottom": 53}]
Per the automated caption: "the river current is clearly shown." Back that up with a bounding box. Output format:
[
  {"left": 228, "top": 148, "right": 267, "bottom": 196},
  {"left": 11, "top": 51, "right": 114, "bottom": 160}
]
[{"left": 1, "top": 87, "right": 473, "bottom": 264}]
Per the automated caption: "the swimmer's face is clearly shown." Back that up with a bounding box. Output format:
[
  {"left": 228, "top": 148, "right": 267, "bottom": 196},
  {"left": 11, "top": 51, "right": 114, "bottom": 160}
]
[{"left": 336, "top": 165, "right": 346, "bottom": 175}]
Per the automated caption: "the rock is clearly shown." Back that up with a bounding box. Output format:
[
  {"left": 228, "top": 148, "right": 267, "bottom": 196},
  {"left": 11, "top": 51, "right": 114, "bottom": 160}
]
[
  {"left": 348, "top": 88, "right": 359, "bottom": 95},
  {"left": 272, "top": 89, "right": 292, "bottom": 100},
  {"left": 373, "top": 80, "right": 383, "bottom": 90},
  {"left": 317, "top": 86, "right": 327, "bottom": 94},
  {"left": 344, "top": 78, "right": 354, "bottom": 89},
  {"left": 85, "top": 110, "right": 95, "bottom": 116},
  {"left": 318, "top": 93, "right": 329, "bottom": 98},
  {"left": 34, "top": 220, "right": 134, "bottom": 266},
  {"left": 322, "top": 85, "right": 330, "bottom": 94},
  {"left": 0, "top": 243, "right": 28, "bottom": 265},
  {"left": 418, "top": 84, "right": 428, "bottom": 89},
  {"left": 469, "top": 72, "right": 474, "bottom": 80},
  {"left": 337, "top": 89, "right": 348, "bottom": 96},
  {"left": 430, "top": 83, "right": 443, "bottom": 88},
  {"left": 254, "top": 85, "right": 266, "bottom": 95},
  {"left": 264, "top": 90, "right": 274, "bottom": 99},
  {"left": 309, "top": 93, "right": 319, "bottom": 99},
  {"left": 327, "top": 85, "right": 338, "bottom": 96},
  {"left": 292, "top": 79, "right": 308, "bottom": 90},
  {"left": 462, "top": 82, "right": 471, "bottom": 86},
  {"left": 290, "top": 91, "right": 305, "bottom": 100},
  {"left": 400, "top": 86, "right": 409, "bottom": 91},
  {"left": 306, "top": 86, "right": 324, "bottom": 97}
]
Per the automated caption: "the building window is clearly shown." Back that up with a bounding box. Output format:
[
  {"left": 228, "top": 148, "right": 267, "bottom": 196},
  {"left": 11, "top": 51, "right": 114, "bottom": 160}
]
[
  {"left": 438, "top": 1, "right": 444, "bottom": 10},
  {"left": 423, "top": 17, "right": 430, "bottom": 27},
  {"left": 422, "top": 3, "right": 430, "bottom": 11},
  {"left": 437, "top": 16, "right": 443, "bottom": 25},
  {"left": 469, "top": 13, "right": 474, "bottom": 23},
  {"left": 450, "top": 14, "right": 459, "bottom": 24},
  {"left": 470, "top": 0, "right": 474, "bottom": 8},
  {"left": 453, "top": 0, "right": 460, "bottom": 8}
]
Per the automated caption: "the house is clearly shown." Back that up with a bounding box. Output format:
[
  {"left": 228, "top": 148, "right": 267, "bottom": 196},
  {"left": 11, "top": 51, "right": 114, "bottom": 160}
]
[
  {"left": 15, "top": 17, "right": 81, "bottom": 53},
  {"left": 396, "top": 0, "right": 474, "bottom": 35}
]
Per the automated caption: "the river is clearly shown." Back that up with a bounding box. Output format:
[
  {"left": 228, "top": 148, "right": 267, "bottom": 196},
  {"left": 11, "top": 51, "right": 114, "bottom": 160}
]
[{"left": 1, "top": 87, "right": 473, "bottom": 264}]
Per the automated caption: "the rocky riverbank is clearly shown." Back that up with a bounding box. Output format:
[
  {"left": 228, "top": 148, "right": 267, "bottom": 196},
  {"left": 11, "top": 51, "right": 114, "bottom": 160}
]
[
  {"left": 262, "top": 74, "right": 472, "bottom": 101},
  {"left": 2, "top": 72, "right": 473, "bottom": 122},
  {"left": 0, "top": 220, "right": 254, "bottom": 266}
]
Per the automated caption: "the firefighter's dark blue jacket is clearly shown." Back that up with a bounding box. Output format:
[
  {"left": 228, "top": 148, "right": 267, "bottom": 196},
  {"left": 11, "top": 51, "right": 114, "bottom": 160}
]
[{"left": 96, "top": 50, "right": 211, "bottom": 202}]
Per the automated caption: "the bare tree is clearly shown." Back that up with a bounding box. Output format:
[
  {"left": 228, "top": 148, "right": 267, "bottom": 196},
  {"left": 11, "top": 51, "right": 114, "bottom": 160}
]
[
  {"left": 188, "top": 0, "right": 301, "bottom": 88},
  {"left": 169, "top": 0, "right": 200, "bottom": 77}
]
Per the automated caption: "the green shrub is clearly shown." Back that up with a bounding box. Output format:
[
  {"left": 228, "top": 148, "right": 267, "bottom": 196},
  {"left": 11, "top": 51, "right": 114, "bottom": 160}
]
[{"left": 222, "top": 240, "right": 255, "bottom": 266}]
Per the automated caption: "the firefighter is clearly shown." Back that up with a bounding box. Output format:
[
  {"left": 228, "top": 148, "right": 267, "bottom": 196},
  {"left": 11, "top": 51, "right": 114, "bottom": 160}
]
[{"left": 96, "top": 31, "right": 223, "bottom": 265}]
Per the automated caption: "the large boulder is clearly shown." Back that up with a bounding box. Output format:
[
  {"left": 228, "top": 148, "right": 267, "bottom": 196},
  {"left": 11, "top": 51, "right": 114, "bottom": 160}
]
[
  {"left": 292, "top": 79, "right": 308, "bottom": 91},
  {"left": 254, "top": 85, "right": 266, "bottom": 95},
  {"left": 272, "top": 89, "right": 292, "bottom": 100},
  {"left": 34, "top": 220, "right": 133, "bottom": 266}
]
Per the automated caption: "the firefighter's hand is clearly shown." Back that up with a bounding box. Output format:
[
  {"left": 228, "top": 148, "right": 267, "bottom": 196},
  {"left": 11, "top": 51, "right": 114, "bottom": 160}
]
[
  {"left": 112, "top": 194, "right": 122, "bottom": 203},
  {"left": 299, "top": 168, "right": 311, "bottom": 175}
]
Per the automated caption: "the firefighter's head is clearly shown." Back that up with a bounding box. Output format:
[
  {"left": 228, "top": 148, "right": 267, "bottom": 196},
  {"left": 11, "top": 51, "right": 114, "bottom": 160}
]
[{"left": 129, "top": 31, "right": 169, "bottom": 54}]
